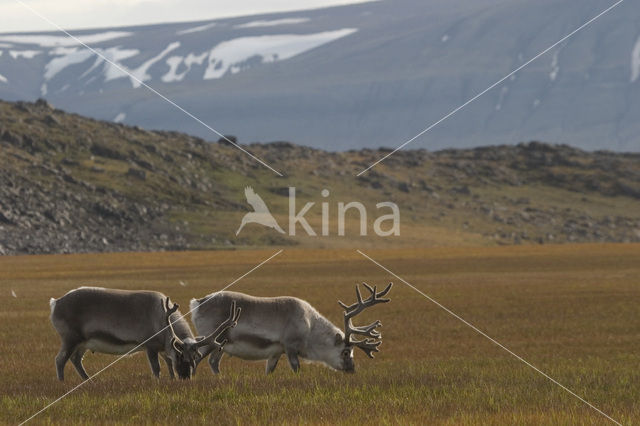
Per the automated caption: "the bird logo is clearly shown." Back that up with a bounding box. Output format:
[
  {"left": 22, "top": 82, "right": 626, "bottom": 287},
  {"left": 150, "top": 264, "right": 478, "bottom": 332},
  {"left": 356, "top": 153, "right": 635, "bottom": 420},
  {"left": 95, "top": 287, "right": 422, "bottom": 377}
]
[{"left": 236, "top": 186, "right": 285, "bottom": 236}]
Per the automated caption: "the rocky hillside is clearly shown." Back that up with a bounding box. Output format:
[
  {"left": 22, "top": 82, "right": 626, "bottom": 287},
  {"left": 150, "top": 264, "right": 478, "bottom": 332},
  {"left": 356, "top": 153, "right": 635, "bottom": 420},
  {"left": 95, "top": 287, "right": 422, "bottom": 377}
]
[{"left": 0, "top": 99, "right": 639, "bottom": 255}]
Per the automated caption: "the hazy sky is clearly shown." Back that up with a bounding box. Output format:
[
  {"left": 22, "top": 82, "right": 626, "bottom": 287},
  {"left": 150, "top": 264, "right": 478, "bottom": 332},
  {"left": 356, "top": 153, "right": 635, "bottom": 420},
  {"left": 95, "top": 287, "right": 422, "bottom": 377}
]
[{"left": 0, "top": 0, "right": 374, "bottom": 33}]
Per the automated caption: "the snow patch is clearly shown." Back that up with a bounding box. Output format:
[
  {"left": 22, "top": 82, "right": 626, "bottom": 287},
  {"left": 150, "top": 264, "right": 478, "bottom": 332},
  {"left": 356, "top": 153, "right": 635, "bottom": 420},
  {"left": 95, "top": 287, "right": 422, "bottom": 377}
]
[
  {"left": 118, "top": 42, "right": 180, "bottom": 88},
  {"left": 495, "top": 86, "right": 508, "bottom": 111},
  {"left": 163, "top": 56, "right": 185, "bottom": 82},
  {"left": 549, "top": 50, "right": 559, "bottom": 81},
  {"left": 0, "top": 31, "right": 132, "bottom": 47},
  {"left": 235, "top": 17, "right": 310, "bottom": 28},
  {"left": 176, "top": 22, "right": 217, "bottom": 35},
  {"left": 203, "top": 29, "right": 357, "bottom": 80},
  {"left": 9, "top": 49, "right": 41, "bottom": 59},
  {"left": 100, "top": 47, "right": 141, "bottom": 82},
  {"left": 49, "top": 46, "right": 79, "bottom": 56},
  {"left": 162, "top": 51, "right": 207, "bottom": 82},
  {"left": 631, "top": 36, "right": 640, "bottom": 83},
  {"left": 0, "top": 43, "right": 12, "bottom": 48},
  {"left": 74, "top": 42, "right": 179, "bottom": 88},
  {"left": 114, "top": 112, "right": 126, "bottom": 123},
  {"left": 44, "top": 48, "right": 94, "bottom": 80}
]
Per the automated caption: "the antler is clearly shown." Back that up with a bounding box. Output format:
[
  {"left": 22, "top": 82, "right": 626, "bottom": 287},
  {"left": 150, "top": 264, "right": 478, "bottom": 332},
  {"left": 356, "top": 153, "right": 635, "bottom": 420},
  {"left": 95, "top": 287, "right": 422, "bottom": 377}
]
[
  {"left": 352, "top": 338, "right": 382, "bottom": 359},
  {"left": 164, "top": 297, "right": 183, "bottom": 345},
  {"left": 339, "top": 282, "right": 393, "bottom": 312},
  {"left": 339, "top": 282, "right": 393, "bottom": 346},
  {"left": 194, "top": 301, "right": 242, "bottom": 348}
]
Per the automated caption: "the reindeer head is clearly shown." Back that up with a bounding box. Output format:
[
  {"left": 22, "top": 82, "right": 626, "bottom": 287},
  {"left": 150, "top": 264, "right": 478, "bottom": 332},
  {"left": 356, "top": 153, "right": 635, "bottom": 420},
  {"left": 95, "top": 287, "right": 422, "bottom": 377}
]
[
  {"left": 164, "top": 298, "right": 241, "bottom": 379},
  {"left": 332, "top": 282, "right": 393, "bottom": 373}
]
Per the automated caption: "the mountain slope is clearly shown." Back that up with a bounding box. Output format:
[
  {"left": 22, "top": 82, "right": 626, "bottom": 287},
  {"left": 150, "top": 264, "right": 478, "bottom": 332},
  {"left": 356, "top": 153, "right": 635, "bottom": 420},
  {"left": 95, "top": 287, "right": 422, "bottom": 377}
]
[
  {"left": 0, "top": 99, "right": 639, "bottom": 255},
  {"left": 0, "top": 0, "right": 639, "bottom": 151}
]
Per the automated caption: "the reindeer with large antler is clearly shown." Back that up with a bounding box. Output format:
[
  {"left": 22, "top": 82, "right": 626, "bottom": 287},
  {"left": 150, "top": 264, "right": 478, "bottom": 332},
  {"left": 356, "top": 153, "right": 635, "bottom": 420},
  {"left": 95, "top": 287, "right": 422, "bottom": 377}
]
[
  {"left": 50, "top": 287, "right": 241, "bottom": 380},
  {"left": 190, "top": 282, "right": 393, "bottom": 374}
]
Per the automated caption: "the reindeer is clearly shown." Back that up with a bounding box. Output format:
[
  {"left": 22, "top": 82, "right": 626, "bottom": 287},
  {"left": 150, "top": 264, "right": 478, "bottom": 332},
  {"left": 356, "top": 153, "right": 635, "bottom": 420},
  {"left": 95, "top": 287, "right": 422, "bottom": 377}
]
[
  {"left": 190, "top": 282, "right": 392, "bottom": 374},
  {"left": 49, "top": 287, "right": 240, "bottom": 380}
]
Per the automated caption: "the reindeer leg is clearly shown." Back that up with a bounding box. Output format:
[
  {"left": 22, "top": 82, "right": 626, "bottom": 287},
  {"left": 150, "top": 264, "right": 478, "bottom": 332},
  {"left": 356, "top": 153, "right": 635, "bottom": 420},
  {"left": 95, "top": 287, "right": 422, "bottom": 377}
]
[
  {"left": 55, "top": 339, "right": 79, "bottom": 381},
  {"left": 266, "top": 354, "right": 281, "bottom": 374},
  {"left": 146, "top": 349, "right": 161, "bottom": 378},
  {"left": 285, "top": 348, "right": 300, "bottom": 373},
  {"left": 70, "top": 346, "right": 89, "bottom": 380},
  {"left": 209, "top": 350, "right": 224, "bottom": 374},
  {"left": 161, "top": 354, "right": 175, "bottom": 379}
]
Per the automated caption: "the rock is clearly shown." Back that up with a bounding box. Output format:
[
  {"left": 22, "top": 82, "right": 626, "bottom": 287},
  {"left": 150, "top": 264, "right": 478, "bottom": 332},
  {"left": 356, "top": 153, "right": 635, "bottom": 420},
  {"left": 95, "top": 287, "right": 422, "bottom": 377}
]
[
  {"left": 13, "top": 102, "right": 31, "bottom": 113},
  {"left": 134, "top": 159, "right": 154, "bottom": 171},
  {"left": 126, "top": 168, "right": 146, "bottom": 180},
  {"left": 43, "top": 210, "right": 57, "bottom": 223},
  {"left": 268, "top": 141, "right": 295, "bottom": 149},
  {"left": 450, "top": 185, "right": 471, "bottom": 195},
  {"left": 1, "top": 130, "right": 22, "bottom": 146},
  {"left": 90, "top": 142, "right": 127, "bottom": 160},
  {"left": 218, "top": 135, "right": 238, "bottom": 146},
  {"left": 62, "top": 173, "right": 78, "bottom": 185},
  {"left": 35, "top": 99, "right": 53, "bottom": 110},
  {"left": 144, "top": 143, "right": 157, "bottom": 154},
  {"left": 0, "top": 209, "right": 16, "bottom": 225},
  {"left": 93, "top": 202, "right": 122, "bottom": 220},
  {"left": 398, "top": 182, "right": 410, "bottom": 193},
  {"left": 44, "top": 114, "right": 60, "bottom": 126}
]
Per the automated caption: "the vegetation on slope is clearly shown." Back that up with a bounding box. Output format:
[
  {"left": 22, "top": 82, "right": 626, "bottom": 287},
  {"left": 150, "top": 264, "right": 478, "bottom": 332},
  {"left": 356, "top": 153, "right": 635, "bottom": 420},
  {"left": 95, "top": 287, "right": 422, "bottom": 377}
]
[{"left": 0, "top": 99, "right": 639, "bottom": 254}]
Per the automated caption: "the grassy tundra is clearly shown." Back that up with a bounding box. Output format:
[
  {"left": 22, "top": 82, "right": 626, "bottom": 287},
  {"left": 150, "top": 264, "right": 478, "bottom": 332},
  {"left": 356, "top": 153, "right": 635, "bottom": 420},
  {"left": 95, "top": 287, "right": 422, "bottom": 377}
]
[{"left": 1, "top": 244, "right": 639, "bottom": 425}]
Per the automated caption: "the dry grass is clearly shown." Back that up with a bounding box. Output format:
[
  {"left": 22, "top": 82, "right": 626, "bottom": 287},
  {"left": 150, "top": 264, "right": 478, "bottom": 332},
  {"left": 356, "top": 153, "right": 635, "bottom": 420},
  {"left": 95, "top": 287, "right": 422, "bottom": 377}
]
[{"left": 1, "top": 244, "right": 639, "bottom": 425}]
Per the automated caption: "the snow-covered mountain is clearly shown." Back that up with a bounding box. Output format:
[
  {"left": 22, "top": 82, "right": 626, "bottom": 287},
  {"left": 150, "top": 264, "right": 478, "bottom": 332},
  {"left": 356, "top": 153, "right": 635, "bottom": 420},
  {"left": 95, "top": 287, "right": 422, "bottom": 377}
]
[{"left": 0, "top": 0, "right": 639, "bottom": 151}]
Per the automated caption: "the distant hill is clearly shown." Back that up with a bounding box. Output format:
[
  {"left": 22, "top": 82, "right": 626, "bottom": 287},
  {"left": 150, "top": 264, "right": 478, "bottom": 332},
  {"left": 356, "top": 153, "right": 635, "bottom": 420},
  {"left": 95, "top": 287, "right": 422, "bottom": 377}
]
[
  {"left": 1, "top": 0, "right": 640, "bottom": 151},
  {"left": 0, "top": 98, "right": 639, "bottom": 255}
]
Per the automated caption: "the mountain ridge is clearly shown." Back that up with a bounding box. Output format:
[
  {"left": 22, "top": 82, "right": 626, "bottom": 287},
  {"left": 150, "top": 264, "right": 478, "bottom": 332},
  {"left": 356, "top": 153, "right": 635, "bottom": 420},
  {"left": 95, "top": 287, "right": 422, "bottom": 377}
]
[{"left": 1, "top": 0, "right": 639, "bottom": 152}]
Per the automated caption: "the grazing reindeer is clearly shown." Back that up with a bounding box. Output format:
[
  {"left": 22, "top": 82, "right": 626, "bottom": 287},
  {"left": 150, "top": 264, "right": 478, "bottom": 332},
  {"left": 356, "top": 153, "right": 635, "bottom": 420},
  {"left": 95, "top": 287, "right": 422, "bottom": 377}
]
[
  {"left": 50, "top": 287, "right": 240, "bottom": 380},
  {"left": 190, "top": 282, "right": 392, "bottom": 374}
]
